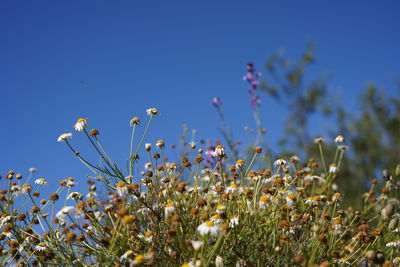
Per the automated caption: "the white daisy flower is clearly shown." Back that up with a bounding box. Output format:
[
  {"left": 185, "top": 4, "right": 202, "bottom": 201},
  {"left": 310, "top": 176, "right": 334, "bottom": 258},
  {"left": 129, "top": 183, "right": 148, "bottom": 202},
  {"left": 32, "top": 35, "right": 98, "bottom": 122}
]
[
  {"left": 229, "top": 216, "right": 239, "bottom": 228},
  {"left": 67, "top": 192, "right": 83, "bottom": 200},
  {"left": 213, "top": 145, "right": 225, "bottom": 158},
  {"left": 386, "top": 241, "right": 400, "bottom": 248},
  {"left": 146, "top": 108, "right": 159, "bottom": 116},
  {"left": 73, "top": 118, "right": 88, "bottom": 132},
  {"left": 259, "top": 196, "right": 270, "bottom": 210},
  {"left": 329, "top": 164, "right": 338, "bottom": 173},
  {"left": 191, "top": 240, "right": 204, "bottom": 251},
  {"left": 145, "top": 143, "right": 152, "bottom": 151},
  {"left": 35, "top": 243, "right": 47, "bottom": 252},
  {"left": 313, "top": 137, "right": 325, "bottom": 144},
  {"left": 120, "top": 249, "right": 134, "bottom": 260},
  {"left": 164, "top": 202, "right": 175, "bottom": 217},
  {"left": 334, "top": 135, "right": 345, "bottom": 143},
  {"left": 197, "top": 221, "right": 220, "bottom": 237},
  {"left": 35, "top": 178, "right": 48, "bottom": 186},
  {"left": 57, "top": 133, "right": 73, "bottom": 142},
  {"left": 21, "top": 184, "right": 32, "bottom": 194},
  {"left": 216, "top": 204, "right": 226, "bottom": 214},
  {"left": 56, "top": 206, "right": 77, "bottom": 219},
  {"left": 273, "top": 158, "right": 288, "bottom": 168},
  {"left": 225, "top": 183, "right": 241, "bottom": 194},
  {"left": 235, "top": 159, "right": 245, "bottom": 170},
  {"left": 116, "top": 182, "right": 129, "bottom": 197}
]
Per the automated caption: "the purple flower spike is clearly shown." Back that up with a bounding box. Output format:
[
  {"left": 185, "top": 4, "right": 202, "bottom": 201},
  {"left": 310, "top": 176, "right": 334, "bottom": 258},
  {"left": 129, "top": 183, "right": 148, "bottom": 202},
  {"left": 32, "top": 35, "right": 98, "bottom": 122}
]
[{"left": 211, "top": 97, "right": 223, "bottom": 108}]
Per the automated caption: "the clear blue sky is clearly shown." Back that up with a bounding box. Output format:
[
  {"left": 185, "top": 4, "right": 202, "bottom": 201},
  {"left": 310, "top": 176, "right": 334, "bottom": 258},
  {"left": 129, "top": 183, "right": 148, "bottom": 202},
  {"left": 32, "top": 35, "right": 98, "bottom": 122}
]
[{"left": 1, "top": 1, "right": 399, "bottom": 188}]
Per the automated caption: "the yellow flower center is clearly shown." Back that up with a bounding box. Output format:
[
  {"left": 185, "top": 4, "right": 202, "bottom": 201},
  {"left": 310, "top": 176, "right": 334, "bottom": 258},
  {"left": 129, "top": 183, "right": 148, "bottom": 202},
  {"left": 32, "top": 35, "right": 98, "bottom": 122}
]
[
  {"left": 260, "top": 196, "right": 269, "bottom": 202},
  {"left": 205, "top": 221, "right": 214, "bottom": 227},
  {"left": 116, "top": 181, "right": 126, "bottom": 188},
  {"left": 134, "top": 255, "right": 144, "bottom": 262},
  {"left": 229, "top": 184, "right": 238, "bottom": 188}
]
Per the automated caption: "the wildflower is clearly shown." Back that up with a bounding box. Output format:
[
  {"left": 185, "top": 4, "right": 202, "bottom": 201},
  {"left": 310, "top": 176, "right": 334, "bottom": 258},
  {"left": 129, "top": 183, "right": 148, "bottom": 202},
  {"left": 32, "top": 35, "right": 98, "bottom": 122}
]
[
  {"left": 197, "top": 221, "right": 220, "bottom": 237},
  {"left": 329, "top": 163, "right": 338, "bottom": 173},
  {"left": 132, "top": 255, "right": 145, "bottom": 265},
  {"left": 216, "top": 204, "right": 226, "bottom": 214},
  {"left": 189, "top": 141, "right": 196, "bottom": 149},
  {"left": 215, "top": 255, "right": 224, "bottom": 267},
  {"left": 314, "top": 137, "right": 325, "bottom": 144},
  {"left": 274, "top": 158, "right": 288, "bottom": 168},
  {"left": 191, "top": 240, "right": 204, "bottom": 251},
  {"left": 210, "top": 214, "right": 223, "bottom": 224},
  {"left": 144, "top": 230, "right": 153, "bottom": 242},
  {"left": 214, "top": 145, "right": 225, "bottom": 158},
  {"left": 35, "top": 243, "right": 47, "bottom": 252},
  {"left": 305, "top": 196, "right": 320, "bottom": 206},
  {"left": 56, "top": 206, "right": 77, "bottom": 218},
  {"left": 57, "top": 133, "right": 73, "bottom": 142},
  {"left": 164, "top": 201, "right": 175, "bottom": 217},
  {"left": 211, "top": 97, "right": 222, "bottom": 107},
  {"left": 73, "top": 118, "right": 88, "bottom": 132},
  {"left": 235, "top": 159, "right": 245, "bottom": 170},
  {"left": 337, "top": 258, "right": 350, "bottom": 265},
  {"left": 225, "top": 183, "right": 241, "bottom": 194},
  {"left": 120, "top": 249, "right": 134, "bottom": 260},
  {"left": 145, "top": 143, "right": 151, "bottom": 151},
  {"left": 229, "top": 216, "right": 239, "bottom": 228},
  {"left": 35, "top": 178, "right": 48, "bottom": 186},
  {"left": 259, "top": 196, "right": 270, "bottom": 210},
  {"left": 67, "top": 192, "right": 83, "bottom": 200},
  {"left": 386, "top": 241, "right": 400, "bottom": 248},
  {"left": 290, "top": 155, "right": 300, "bottom": 163},
  {"left": 146, "top": 107, "right": 159, "bottom": 116},
  {"left": 156, "top": 140, "right": 165, "bottom": 148},
  {"left": 89, "top": 129, "right": 100, "bottom": 137},
  {"left": 130, "top": 117, "right": 140, "bottom": 125},
  {"left": 335, "top": 135, "right": 345, "bottom": 143},
  {"left": 116, "top": 182, "right": 128, "bottom": 197}
]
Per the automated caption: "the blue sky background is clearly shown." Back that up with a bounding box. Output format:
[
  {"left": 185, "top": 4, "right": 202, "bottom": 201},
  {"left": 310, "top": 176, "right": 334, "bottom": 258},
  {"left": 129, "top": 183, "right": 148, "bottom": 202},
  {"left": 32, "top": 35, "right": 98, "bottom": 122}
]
[{"left": 1, "top": 1, "right": 399, "bottom": 192}]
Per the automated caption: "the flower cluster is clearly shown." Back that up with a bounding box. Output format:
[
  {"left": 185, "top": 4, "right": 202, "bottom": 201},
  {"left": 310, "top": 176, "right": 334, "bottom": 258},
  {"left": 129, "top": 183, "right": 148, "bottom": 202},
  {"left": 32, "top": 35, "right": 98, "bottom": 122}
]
[{"left": 1, "top": 111, "right": 399, "bottom": 267}]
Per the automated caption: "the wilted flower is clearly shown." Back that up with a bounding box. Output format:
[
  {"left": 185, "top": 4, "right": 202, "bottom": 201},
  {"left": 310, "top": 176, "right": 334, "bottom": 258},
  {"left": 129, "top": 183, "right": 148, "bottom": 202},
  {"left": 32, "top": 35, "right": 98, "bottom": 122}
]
[
  {"left": 67, "top": 192, "right": 83, "bottom": 200},
  {"left": 74, "top": 118, "right": 88, "bottom": 132},
  {"left": 130, "top": 117, "right": 140, "bottom": 125},
  {"left": 57, "top": 133, "right": 73, "bottom": 142},
  {"left": 29, "top": 167, "right": 37, "bottom": 173}
]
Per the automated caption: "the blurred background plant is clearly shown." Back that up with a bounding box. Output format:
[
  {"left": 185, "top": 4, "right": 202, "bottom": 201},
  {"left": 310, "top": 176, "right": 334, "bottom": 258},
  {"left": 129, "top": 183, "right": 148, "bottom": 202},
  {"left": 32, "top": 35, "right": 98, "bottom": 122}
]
[{"left": 254, "top": 43, "right": 400, "bottom": 207}]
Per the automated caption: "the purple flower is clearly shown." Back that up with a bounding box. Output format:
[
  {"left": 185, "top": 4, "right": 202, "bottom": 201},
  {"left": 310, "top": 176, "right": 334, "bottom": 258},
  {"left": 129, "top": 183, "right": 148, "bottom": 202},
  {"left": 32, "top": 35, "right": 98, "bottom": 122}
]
[
  {"left": 243, "top": 62, "right": 262, "bottom": 108},
  {"left": 251, "top": 95, "right": 261, "bottom": 108},
  {"left": 211, "top": 97, "right": 223, "bottom": 108}
]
